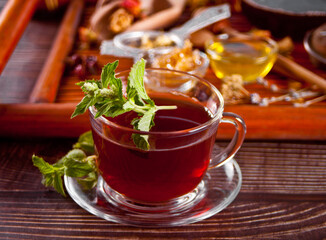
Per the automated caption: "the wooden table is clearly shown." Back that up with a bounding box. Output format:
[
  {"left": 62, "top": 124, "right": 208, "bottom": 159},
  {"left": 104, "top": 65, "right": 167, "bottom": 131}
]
[
  {"left": 0, "top": 1, "right": 325, "bottom": 239},
  {"left": 1, "top": 138, "right": 325, "bottom": 239}
]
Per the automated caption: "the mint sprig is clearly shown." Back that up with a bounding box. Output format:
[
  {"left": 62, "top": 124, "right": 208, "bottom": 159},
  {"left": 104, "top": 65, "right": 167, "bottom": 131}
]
[
  {"left": 72, "top": 130, "right": 95, "bottom": 155},
  {"left": 32, "top": 131, "right": 97, "bottom": 197},
  {"left": 72, "top": 59, "right": 176, "bottom": 150}
]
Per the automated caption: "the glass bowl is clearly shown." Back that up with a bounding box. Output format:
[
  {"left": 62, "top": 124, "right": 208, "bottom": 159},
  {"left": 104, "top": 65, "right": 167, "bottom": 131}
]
[
  {"left": 187, "top": 51, "right": 210, "bottom": 77},
  {"left": 114, "top": 31, "right": 209, "bottom": 77},
  {"left": 148, "top": 51, "right": 209, "bottom": 78},
  {"left": 113, "top": 31, "right": 184, "bottom": 59},
  {"left": 205, "top": 33, "right": 278, "bottom": 83}
]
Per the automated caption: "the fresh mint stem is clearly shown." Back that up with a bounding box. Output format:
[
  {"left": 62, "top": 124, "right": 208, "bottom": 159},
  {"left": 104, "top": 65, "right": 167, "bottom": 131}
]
[
  {"left": 72, "top": 58, "right": 177, "bottom": 150},
  {"left": 156, "top": 105, "right": 178, "bottom": 110},
  {"left": 32, "top": 131, "right": 97, "bottom": 197}
]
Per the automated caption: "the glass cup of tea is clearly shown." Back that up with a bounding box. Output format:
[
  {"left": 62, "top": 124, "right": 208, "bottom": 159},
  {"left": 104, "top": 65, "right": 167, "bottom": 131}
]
[
  {"left": 205, "top": 33, "right": 278, "bottom": 83},
  {"left": 67, "top": 68, "right": 246, "bottom": 227}
]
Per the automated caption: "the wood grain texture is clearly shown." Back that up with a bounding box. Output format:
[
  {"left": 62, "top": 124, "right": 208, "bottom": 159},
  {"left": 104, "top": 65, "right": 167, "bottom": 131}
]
[
  {"left": 0, "top": 139, "right": 325, "bottom": 239},
  {"left": 0, "top": 1, "right": 62, "bottom": 103},
  {"left": 28, "top": 0, "right": 84, "bottom": 103}
]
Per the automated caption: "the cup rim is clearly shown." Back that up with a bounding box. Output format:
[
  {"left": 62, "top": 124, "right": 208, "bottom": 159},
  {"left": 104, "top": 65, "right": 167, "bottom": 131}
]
[{"left": 89, "top": 68, "right": 224, "bottom": 136}]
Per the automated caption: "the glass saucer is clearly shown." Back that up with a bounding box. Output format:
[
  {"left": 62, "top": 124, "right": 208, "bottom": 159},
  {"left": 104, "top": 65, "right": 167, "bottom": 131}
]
[{"left": 64, "top": 157, "right": 242, "bottom": 227}]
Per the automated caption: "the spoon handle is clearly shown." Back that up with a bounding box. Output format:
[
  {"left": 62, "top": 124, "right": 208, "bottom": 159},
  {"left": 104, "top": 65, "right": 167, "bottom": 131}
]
[
  {"left": 170, "top": 4, "right": 231, "bottom": 40},
  {"left": 100, "top": 40, "right": 139, "bottom": 58}
]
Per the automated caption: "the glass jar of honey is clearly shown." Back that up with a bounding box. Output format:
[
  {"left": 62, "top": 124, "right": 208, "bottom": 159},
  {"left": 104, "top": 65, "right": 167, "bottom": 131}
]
[{"left": 205, "top": 33, "right": 278, "bottom": 83}]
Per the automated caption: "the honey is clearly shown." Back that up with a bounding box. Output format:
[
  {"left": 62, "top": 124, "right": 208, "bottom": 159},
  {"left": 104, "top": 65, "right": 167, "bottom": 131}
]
[{"left": 206, "top": 36, "right": 277, "bottom": 83}]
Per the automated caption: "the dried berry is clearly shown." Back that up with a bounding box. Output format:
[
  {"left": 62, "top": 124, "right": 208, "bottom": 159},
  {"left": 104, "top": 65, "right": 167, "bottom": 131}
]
[
  {"left": 120, "top": 0, "right": 141, "bottom": 17},
  {"left": 74, "top": 64, "right": 87, "bottom": 80},
  {"left": 65, "top": 54, "right": 101, "bottom": 79},
  {"left": 65, "top": 54, "right": 83, "bottom": 70},
  {"left": 85, "top": 56, "right": 100, "bottom": 75},
  {"left": 71, "top": 54, "right": 83, "bottom": 66}
]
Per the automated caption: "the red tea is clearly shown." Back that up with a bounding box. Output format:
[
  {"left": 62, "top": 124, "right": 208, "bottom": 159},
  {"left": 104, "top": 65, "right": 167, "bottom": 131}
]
[{"left": 92, "top": 95, "right": 217, "bottom": 202}]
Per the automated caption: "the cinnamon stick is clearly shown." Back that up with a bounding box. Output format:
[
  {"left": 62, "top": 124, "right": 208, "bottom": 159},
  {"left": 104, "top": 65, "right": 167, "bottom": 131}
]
[
  {"left": 29, "top": 0, "right": 84, "bottom": 103},
  {"left": 126, "top": 0, "right": 187, "bottom": 32},
  {"left": 275, "top": 54, "right": 326, "bottom": 92},
  {"left": 0, "top": 0, "right": 39, "bottom": 74}
]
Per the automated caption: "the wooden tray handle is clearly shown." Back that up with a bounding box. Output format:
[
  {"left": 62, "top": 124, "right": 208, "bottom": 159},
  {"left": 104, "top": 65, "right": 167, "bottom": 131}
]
[
  {"left": 29, "top": 0, "right": 84, "bottom": 103},
  {"left": 0, "top": 0, "right": 39, "bottom": 75}
]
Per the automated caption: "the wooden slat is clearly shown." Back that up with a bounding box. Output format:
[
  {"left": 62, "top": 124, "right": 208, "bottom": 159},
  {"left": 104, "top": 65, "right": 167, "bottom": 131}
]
[
  {"left": 0, "top": 103, "right": 89, "bottom": 137},
  {"left": 223, "top": 105, "right": 326, "bottom": 140},
  {"left": 28, "top": 0, "right": 84, "bottom": 103},
  {"left": 0, "top": 0, "right": 39, "bottom": 74}
]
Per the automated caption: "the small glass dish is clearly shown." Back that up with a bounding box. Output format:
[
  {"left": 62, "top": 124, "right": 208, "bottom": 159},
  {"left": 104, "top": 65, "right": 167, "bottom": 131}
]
[
  {"left": 304, "top": 26, "right": 326, "bottom": 70},
  {"left": 113, "top": 30, "right": 184, "bottom": 59},
  {"left": 149, "top": 51, "right": 210, "bottom": 77},
  {"left": 114, "top": 31, "right": 210, "bottom": 77},
  {"left": 188, "top": 51, "right": 210, "bottom": 77},
  {"left": 205, "top": 33, "right": 278, "bottom": 83}
]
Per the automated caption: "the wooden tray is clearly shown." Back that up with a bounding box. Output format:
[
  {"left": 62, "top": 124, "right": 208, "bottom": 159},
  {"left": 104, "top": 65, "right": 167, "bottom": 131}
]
[{"left": 0, "top": 0, "right": 325, "bottom": 140}]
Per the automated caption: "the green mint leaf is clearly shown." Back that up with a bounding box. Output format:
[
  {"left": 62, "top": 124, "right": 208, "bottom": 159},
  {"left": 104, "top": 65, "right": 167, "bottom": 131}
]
[
  {"left": 106, "top": 105, "right": 129, "bottom": 118},
  {"left": 32, "top": 132, "right": 99, "bottom": 197},
  {"left": 32, "top": 155, "right": 66, "bottom": 197},
  {"left": 95, "top": 100, "right": 129, "bottom": 118},
  {"left": 62, "top": 149, "right": 94, "bottom": 177},
  {"left": 101, "top": 60, "right": 119, "bottom": 89},
  {"left": 32, "top": 155, "right": 56, "bottom": 175},
  {"left": 132, "top": 133, "right": 149, "bottom": 151},
  {"left": 65, "top": 149, "right": 87, "bottom": 162},
  {"left": 41, "top": 173, "right": 54, "bottom": 187},
  {"left": 72, "top": 61, "right": 126, "bottom": 119},
  {"left": 122, "top": 100, "right": 135, "bottom": 111},
  {"left": 100, "top": 61, "right": 124, "bottom": 102},
  {"left": 95, "top": 101, "right": 115, "bottom": 118},
  {"left": 53, "top": 172, "right": 66, "bottom": 197},
  {"left": 76, "top": 79, "right": 101, "bottom": 88},
  {"left": 73, "top": 59, "right": 177, "bottom": 150},
  {"left": 127, "top": 58, "right": 149, "bottom": 101},
  {"left": 64, "top": 158, "right": 94, "bottom": 178},
  {"left": 71, "top": 95, "right": 95, "bottom": 118},
  {"left": 73, "top": 131, "right": 94, "bottom": 154},
  {"left": 131, "top": 108, "right": 156, "bottom": 150},
  {"left": 136, "top": 108, "right": 156, "bottom": 131},
  {"left": 85, "top": 155, "right": 97, "bottom": 170},
  {"left": 77, "top": 171, "right": 98, "bottom": 190}
]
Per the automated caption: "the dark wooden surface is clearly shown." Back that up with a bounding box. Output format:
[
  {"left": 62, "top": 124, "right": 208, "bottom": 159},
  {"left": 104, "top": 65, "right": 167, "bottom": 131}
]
[
  {"left": 1, "top": 138, "right": 325, "bottom": 239},
  {"left": 0, "top": 1, "right": 326, "bottom": 239}
]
